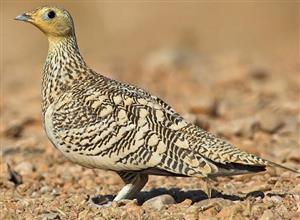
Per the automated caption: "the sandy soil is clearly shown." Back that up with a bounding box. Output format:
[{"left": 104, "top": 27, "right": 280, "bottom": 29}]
[{"left": 1, "top": 2, "right": 300, "bottom": 220}]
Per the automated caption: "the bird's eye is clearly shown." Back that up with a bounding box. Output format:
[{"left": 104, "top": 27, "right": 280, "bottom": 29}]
[{"left": 47, "top": 10, "right": 56, "bottom": 19}]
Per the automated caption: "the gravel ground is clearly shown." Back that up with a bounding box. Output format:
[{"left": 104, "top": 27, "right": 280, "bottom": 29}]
[
  {"left": 1, "top": 50, "right": 299, "bottom": 219},
  {"left": 1, "top": 2, "right": 299, "bottom": 219}
]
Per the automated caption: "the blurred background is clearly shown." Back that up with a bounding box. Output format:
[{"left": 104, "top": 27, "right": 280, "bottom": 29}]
[
  {"left": 2, "top": 1, "right": 299, "bottom": 119},
  {"left": 1, "top": 1, "right": 300, "bottom": 218}
]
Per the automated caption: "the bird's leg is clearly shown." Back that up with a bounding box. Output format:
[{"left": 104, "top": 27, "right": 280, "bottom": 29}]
[
  {"left": 88, "top": 172, "right": 148, "bottom": 208},
  {"left": 114, "top": 172, "right": 148, "bottom": 201},
  {"left": 203, "top": 177, "right": 214, "bottom": 199}
]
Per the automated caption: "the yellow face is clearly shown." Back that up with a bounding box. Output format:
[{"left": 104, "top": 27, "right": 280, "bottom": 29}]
[{"left": 15, "top": 6, "right": 74, "bottom": 37}]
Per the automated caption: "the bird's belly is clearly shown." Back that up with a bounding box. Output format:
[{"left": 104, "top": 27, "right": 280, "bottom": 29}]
[
  {"left": 59, "top": 150, "right": 121, "bottom": 170},
  {"left": 44, "top": 104, "right": 124, "bottom": 171}
]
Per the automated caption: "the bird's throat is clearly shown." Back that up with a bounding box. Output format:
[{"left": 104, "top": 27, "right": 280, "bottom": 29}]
[{"left": 42, "top": 35, "right": 88, "bottom": 115}]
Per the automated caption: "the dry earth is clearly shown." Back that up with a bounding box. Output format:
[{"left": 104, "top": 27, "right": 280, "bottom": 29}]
[{"left": 1, "top": 2, "right": 300, "bottom": 220}]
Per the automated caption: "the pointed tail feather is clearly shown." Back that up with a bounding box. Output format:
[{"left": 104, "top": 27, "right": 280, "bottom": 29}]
[{"left": 264, "top": 160, "right": 300, "bottom": 174}]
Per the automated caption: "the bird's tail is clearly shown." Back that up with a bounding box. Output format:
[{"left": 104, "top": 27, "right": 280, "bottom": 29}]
[
  {"left": 205, "top": 155, "right": 299, "bottom": 178},
  {"left": 264, "top": 159, "right": 300, "bottom": 174}
]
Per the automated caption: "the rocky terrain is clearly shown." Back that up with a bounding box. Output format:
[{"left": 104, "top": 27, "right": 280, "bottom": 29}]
[{"left": 1, "top": 2, "right": 299, "bottom": 219}]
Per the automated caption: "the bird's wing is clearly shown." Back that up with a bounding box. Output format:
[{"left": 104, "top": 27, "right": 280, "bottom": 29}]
[
  {"left": 118, "top": 82, "right": 268, "bottom": 165},
  {"left": 50, "top": 75, "right": 273, "bottom": 177},
  {"left": 50, "top": 76, "right": 222, "bottom": 177}
]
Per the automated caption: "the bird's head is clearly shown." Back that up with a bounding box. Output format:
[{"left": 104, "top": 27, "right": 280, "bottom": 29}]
[{"left": 15, "top": 6, "right": 75, "bottom": 38}]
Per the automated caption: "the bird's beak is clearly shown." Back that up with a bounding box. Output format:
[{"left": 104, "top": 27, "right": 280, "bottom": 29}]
[{"left": 15, "top": 13, "right": 32, "bottom": 22}]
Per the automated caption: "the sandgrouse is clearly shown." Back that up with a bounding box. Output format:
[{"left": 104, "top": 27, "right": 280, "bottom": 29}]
[{"left": 16, "top": 6, "right": 298, "bottom": 203}]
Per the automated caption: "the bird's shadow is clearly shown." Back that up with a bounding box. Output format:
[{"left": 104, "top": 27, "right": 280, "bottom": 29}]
[{"left": 90, "top": 187, "right": 266, "bottom": 206}]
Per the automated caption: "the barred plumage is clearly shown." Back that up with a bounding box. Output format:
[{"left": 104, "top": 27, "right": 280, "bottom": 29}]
[{"left": 16, "top": 6, "right": 298, "bottom": 203}]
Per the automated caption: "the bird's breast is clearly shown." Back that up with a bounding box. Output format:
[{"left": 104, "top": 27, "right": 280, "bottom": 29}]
[{"left": 43, "top": 103, "right": 137, "bottom": 171}]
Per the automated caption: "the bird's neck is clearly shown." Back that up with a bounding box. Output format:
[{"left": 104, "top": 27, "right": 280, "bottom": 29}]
[{"left": 42, "top": 35, "right": 88, "bottom": 114}]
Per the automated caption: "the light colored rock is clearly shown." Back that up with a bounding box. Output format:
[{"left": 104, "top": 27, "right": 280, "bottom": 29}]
[
  {"left": 259, "top": 209, "right": 278, "bottom": 220},
  {"left": 257, "top": 112, "right": 284, "bottom": 134},
  {"left": 269, "top": 195, "right": 283, "bottom": 203},
  {"left": 222, "top": 182, "right": 238, "bottom": 195},
  {"left": 193, "top": 198, "right": 234, "bottom": 210},
  {"left": 143, "top": 194, "right": 175, "bottom": 210},
  {"left": 213, "top": 117, "right": 257, "bottom": 138},
  {"left": 143, "top": 48, "right": 197, "bottom": 73},
  {"left": 239, "top": 183, "right": 271, "bottom": 195},
  {"left": 216, "top": 206, "right": 235, "bottom": 219},
  {"left": 14, "top": 161, "right": 35, "bottom": 175},
  {"left": 189, "top": 99, "right": 215, "bottom": 116},
  {"left": 31, "top": 191, "right": 40, "bottom": 198},
  {"left": 41, "top": 212, "right": 60, "bottom": 220},
  {"left": 40, "top": 186, "right": 50, "bottom": 194}
]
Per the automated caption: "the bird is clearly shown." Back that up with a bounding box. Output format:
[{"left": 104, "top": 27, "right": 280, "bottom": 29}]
[{"left": 15, "top": 6, "right": 298, "bottom": 204}]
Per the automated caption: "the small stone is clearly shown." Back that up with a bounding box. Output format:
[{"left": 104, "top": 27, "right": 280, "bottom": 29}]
[
  {"left": 41, "top": 212, "right": 60, "bottom": 220},
  {"left": 239, "top": 183, "right": 271, "bottom": 195},
  {"left": 51, "top": 189, "right": 60, "bottom": 196},
  {"left": 193, "top": 198, "right": 234, "bottom": 210},
  {"left": 198, "top": 212, "right": 212, "bottom": 220},
  {"left": 287, "top": 149, "right": 300, "bottom": 164},
  {"left": 3, "top": 118, "right": 35, "bottom": 139},
  {"left": 4, "top": 122, "right": 24, "bottom": 138},
  {"left": 216, "top": 206, "right": 234, "bottom": 219},
  {"left": 190, "top": 99, "right": 214, "bottom": 116},
  {"left": 180, "top": 198, "right": 193, "bottom": 206},
  {"left": 222, "top": 182, "right": 238, "bottom": 195},
  {"left": 203, "top": 206, "right": 218, "bottom": 216},
  {"left": 189, "top": 99, "right": 222, "bottom": 118},
  {"left": 31, "top": 191, "right": 40, "bottom": 198},
  {"left": 78, "top": 210, "right": 90, "bottom": 219},
  {"left": 249, "top": 68, "right": 269, "bottom": 81},
  {"left": 217, "top": 203, "right": 243, "bottom": 219},
  {"left": 14, "top": 161, "right": 35, "bottom": 175},
  {"left": 293, "top": 194, "right": 300, "bottom": 203},
  {"left": 259, "top": 209, "right": 277, "bottom": 220},
  {"left": 269, "top": 195, "right": 283, "bottom": 203},
  {"left": 40, "top": 186, "right": 50, "bottom": 194},
  {"left": 143, "top": 194, "right": 175, "bottom": 210},
  {"left": 115, "top": 199, "right": 137, "bottom": 207},
  {"left": 257, "top": 112, "right": 284, "bottom": 134}
]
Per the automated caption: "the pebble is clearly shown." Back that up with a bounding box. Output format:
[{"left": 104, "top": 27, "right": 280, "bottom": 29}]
[
  {"left": 259, "top": 209, "right": 278, "bottom": 220},
  {"left": 216, "top": 206, "right": 234, "bottom": 219},
  {"left": 143, "top": 194, "right": 176, "bottom": 210},
  {"left": 15, "top": 161, "right": 35, "bottom": 175},
  {"left": 40, "top": 186, "right": 50, "bottom": 194},
  {"left": 257, "top": 112, "right": 284, "bottom": 134},
  {"left": 31, "top": 191, "right": 40, "bottom": 198},
  {"left": 4, "top": 122, "right": 24, "bottom": 138},
  {"left": 214, "top": 117, "right": 256, "bottom": 138},
  {"left": 51, "top": 189, "right": 60, "bottom": 196},
  {"left": 249, "top": 68, "right": 269, "bottom": 81},
  {"left": 259, "top": 209, "right": 281, "bottom": 220},
  {"left": 189, "top": 99, "right": 215, "bottom": 116},
  {"left": 222, "top": 182, "right": 238, "bottom": 195},
  {"left": 41, "top": 212, "right": 60, "bottom": 220},
  {"left": 116, "top": 199, "right": 137, "bottom": 207},
  {"left": 239, "top": 183, "right": 271, "bottom": 195},
  {"left": 193, "top": 198, "right": 234, "bottom": 210},
  {"left": 269, "top": 195, "right": 283, "bottom": 203}
]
